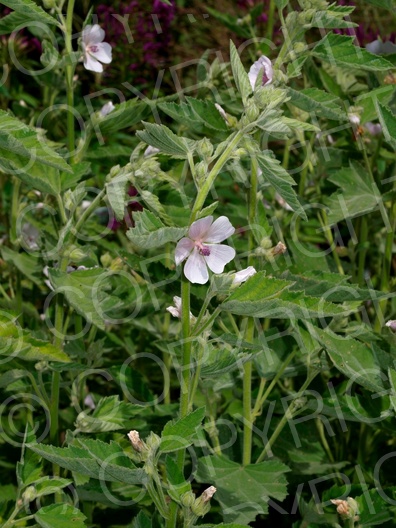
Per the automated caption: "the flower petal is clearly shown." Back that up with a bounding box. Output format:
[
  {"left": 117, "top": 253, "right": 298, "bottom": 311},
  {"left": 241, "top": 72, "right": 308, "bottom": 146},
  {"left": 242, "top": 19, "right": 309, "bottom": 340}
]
[
  {"left": 83, "top": 24, "right": 105, "bottom": 45},
  {"left": 166, "top": 306, "right": 180, "bottom": 318},
  {"left": 184, "top": 249, "right": 209, "bottom": 284},
  {"left": 89, "top": 42, "right": 112, "bottom": 64},
  {"left": 175, "top": 237, "right": 194, "bottom": 265},
  {"left": 232, "top": 266, "right": 257, "bottom": 285},
  {"left": 205, "top": 216, "right": 235, "bottom": 243},
  {"left": 248, "top": 56, "right": 273, "bottom": 89},
  {"left": 188, "top": 216, "right": 213, "bottom": 241},
  {"left": 204, "top": 244, "right": 236, "bottom": 274},
  {"left": 84, "top": 53, "right": 103, "bottom": 73}
]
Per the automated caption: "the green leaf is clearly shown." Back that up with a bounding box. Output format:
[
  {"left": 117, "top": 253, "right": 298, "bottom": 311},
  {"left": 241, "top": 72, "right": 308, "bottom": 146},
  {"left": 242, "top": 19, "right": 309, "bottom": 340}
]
[
  {"left": 75, "top": 395, "right": 143, "bottom": 433},
  {"left": 356, "top": 489, "right": 393, "bottom": 526},
  {"left": 196, "top": 456, "right": 290, "bottom": 524},
  {"left": 106, "top": 167, "right": 132, "bottom": 220},
  {"left": 0, "top": 0, "right": 58, "bottom": 27},
  {"left": 1, "top": 247, "right": 41, "bottom": 285},
  {"left": 127, "top": 209, "right": 186, "bottom": 249},
  {"left": 98, "top": 100, "right": 149, "bottom": 135},
  {"left": 375, "top": 101, "right": 396, "bottom": 148},
  {"left": 32, "top": 477, "right": 73, "bottom": 498},
  {"left": 35, "top": 504, "right": 86, "bottom": 528},
  {"left": 312, "top": 33, "right": 393, "bottom": 71},
  {"left": 257, "top": 153, "right": 307, "bottom": 219},
  {"left": 221, "top": 274, "right": 347, "bottom": 319},
  {"left": 274, "top": 0, "right": 289, "bottom": 9},
  {"left": 287, "top": 87, "right": 347, "bottom": 121},
  {"left": 324, "top": 161, "right": 382, "bottom": 225},
  {"left": 48, "top": 267, "right": 120, "bottom": 330},
  {"left": 160, "top": 407, "right": 206, "bottom": 453},
  {"left": 0, "top": 111, "right": 71, "bottom": 194},
  {"left": 230, "top": 41, "right": 252, "bottom": 103},
  {"left": 166, "top": 456, "right": 191, "bottom": 501},
  {"left": 28, "top": 439, "right": 146, "bottom": 485},
  {"left": 132, "top": 511, "right": 153, "bottom": 528},
  {"left": 356, "top": 86, "right": 395, "bottom": 123},
  {"left": 0, "top": 315, "right": 70, "bottom": 362},
  {"left": 136, "top": 122, "right": 197, "bottom": 159},
  {"left": 186, "top": 97, "right": 228, "bottom": 132},
  {"left": 313, "top": 325, "right": 386, "bottom": 392},
  {"left": 388, "top": 368, "right": 396, "bottom": 414},
  {"left": 310, "top": 7, "right": 357, "bottom": 29},
  {"left": 17, "top": 425, "right": 42, "bottom": 487}
]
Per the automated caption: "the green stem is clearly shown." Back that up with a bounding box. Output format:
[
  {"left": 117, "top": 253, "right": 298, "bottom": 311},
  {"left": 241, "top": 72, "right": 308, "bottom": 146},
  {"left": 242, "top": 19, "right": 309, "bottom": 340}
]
[
  {"left": 65, "top": 0, "right": 76, "bottom": 157},
  {"left": 189, "top": 130, "right": 245, "bottom": 222},
  {"left": 10, "top": 177, "right": 21, "bottom": 246},
  {"left": 357, "top": 215, "right": 368, "bottom": 286},
  {"left": 258, "top": 350, "right": 296, "bottom": 410},
  {"left": 256, "top": 370, "right": 319, "bottom": 463},
  {"left": 264, "top": 0, "right": 276, "bottom": 54},
  {"left": 73, "top": 188, "right": 106, "bottom": 238}
]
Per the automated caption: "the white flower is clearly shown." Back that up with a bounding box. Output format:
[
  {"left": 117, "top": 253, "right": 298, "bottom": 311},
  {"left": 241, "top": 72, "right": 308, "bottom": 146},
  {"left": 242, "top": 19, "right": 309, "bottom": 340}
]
[
  {"left": 215, "top": 103, "right": 227, "bottom": 121},
  {"left": 100, "top": 101, "right": 115, "bottom": 116},
  {"left": 248, "top": 56, "right": 273, "bottom": 90},
  {"left": 144, "top": 145, "right": 160, "bottom": 157},
  {"left": 232, "top": 266, "right": 257, "bottom": 285},
  {"left": 82, "top": 24, "right": 112, "bottom": 73},
  {"left": 385, "top": 320, "right": 396, "bottom": 331},
  {"left": 365, "top": 122, "right": 382, "bottom": 136},
  {"left": 348, "top": 113, "right": 360, "bottom": 126},
  {"left": 175, "top": 216, "right": 236, "bottom": 285},
  {"left": 166, "top": 296, "right": 195, "bottom": 321}
]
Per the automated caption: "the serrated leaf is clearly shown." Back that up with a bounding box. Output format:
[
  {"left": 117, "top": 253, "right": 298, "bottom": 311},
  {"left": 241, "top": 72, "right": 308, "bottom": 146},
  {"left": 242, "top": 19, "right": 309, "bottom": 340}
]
[
  {"left": 28, "top": 439, "right": 146, "bottom": 485},
  {"left": 33, "top": 477, "right": 73, "bottom": 498},
  {"left": 160, "top": 407, "right": 206, "bottom": 452},
  {"left": 313, "top": 325, "right": 386, "bottom": 392},
  {"left": 310, "top": 8, "right": 357, "bottom": 29},
  {"left": 312, "top": 33, "right": 393, "bottom": 71},
  {"left": 75, "top": 395, "right": 143, "bottom": 433},
  {"left": 0, "top": 0, "right": 58, "bottom": 27},
  {"left": 222, "top": 274, "right": 347, "bottom": 319},
  {"left": 136, "top": 122, "right": 196, "bottom": 158},
  {"left": 48, "top": 268, "right": 125, "bottom": 330},
  {"left": 257, "top": 153, "right": 307, "bottom": 219},
  {"left": 98, "top": 99, "right": 149, "bottom": 135},
  {"left": 186, "top": 97, "right": 228, "bottom": 131},
  {"left": 324, "top": 161, "right": 382, "bottom": 225},
  {"left": 356, "top": 86, "right": 395, "bottom": 123},
  {"left": 287, "top": 87, "right": 347, "bottom": 121},
  {"left": 375, "top": 101, "right": 396, "bottom": 148},
  {"left": 0, "top": 315, "right": 70, "bottom": 362},
  {"left": 132, "top": 511, "right": 153, "bottom": 528},
  {"left": 35, "top": 504, "right": 86, "bottom": 528},
  {"left": 388, "top": 368, "right": 396, "bottom": 413},
  {"left": 1, "top": 247, "right": 41, "bottom": 285},
  {"left": 196, "top": 456, "right": 290, "bottom": 524},
  {"left": 166, "top": 456, "right": 191, "bottom": 501},
  {"left": 230, "top": 41, "right": 252, "bottom": 103},
  {"left": 106, "top": 170, "right": 131, "bottom": 220},
  {"left": 127, "top": 209, "right": 186, "bottom": 249}
]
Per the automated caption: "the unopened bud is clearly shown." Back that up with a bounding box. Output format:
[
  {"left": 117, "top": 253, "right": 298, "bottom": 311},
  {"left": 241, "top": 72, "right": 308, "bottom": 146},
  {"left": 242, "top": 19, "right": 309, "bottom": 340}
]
[
  {"left": 127, "top": 430, "right": 146, "bottom": 453},
  {"left": 22, "top": 486, "right": 37, "bottom": 502},
  {"left": 191, "top": 486, "right": 217, "bottom": 517},
  {"left": 43, "top": 0, "right": 56, "bottom": 7},
  {"left": 245, "top": 101, "right": 260, "bottom": 122},
  {"left": 198, "top": 138, "right": 214, "bottom": 159},
  {"left": 331, "top": 497, "right": 359, "bottom": 520},
  {"left": 270, "top": 241, "right": 287, "bottom": 256},
  {"left": 260, "top": 237, "right": 273, "bottom": 249}
]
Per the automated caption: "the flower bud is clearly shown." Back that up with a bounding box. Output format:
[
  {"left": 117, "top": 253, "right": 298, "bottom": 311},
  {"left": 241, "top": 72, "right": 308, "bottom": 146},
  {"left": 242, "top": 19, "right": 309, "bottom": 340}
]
[
  {"left": 181, "top": 491, "right": 196, "bottom": 509},
  {"left": 331, "top": 497, "right": 359, "bottom": 521},
  {"left": 43, "top": 0, "right": 56, "bottom": 7},
  {"left": 198, "top": 138, "right": 214, "bottom": 159},
  {"left": 128, "top": 430, "right": 147, "bottom": 453},
  {"left": 191, "top": 486, "right": 217, "bottom": 517},
  {"left": 22, "top": 486, "right": 37, "bottom": 502},
  {"left": 245, "top": 101, "right": 260, "bottom": 122},
  {"left": 260, "top": 237, "right": 273, "bottom": 249},
  {"left": 270, "top": 241, "right": 287, "bottom": 256},
  {"left": 195, "top": 161, "right": 208, "bottom": 183}
]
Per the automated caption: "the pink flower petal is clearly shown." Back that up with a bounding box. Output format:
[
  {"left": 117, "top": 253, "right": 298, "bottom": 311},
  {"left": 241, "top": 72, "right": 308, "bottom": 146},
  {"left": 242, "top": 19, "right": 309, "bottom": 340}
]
[
  {"left": 84, "top": 53, "right": 103, "bottom": 73},
  {"left": 175, "top": 237, "right": 194, "bottom": 265},
  {"left": 83, "top": 24, "right": 105, "bottom": 45},
  {"left": 204, "top": 244, "right": 235, "bottom": 274},
  {"left": 205, "top": 216, "right": 235, "bottom": 243},
  {"left": 188, "top": 216, "right": 213, "bottom": 241},
  {"left": 184, "top": 249, "right": 209, "bottom": 284},
  {"left": 248, "top": 56, "right": 273, "bottom": 89},
  {"left": 90, "top": 42, "right": 112, "bottom": 64}
]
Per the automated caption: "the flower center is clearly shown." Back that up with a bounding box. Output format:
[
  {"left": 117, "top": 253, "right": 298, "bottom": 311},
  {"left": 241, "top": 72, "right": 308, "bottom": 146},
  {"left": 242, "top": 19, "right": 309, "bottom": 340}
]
[
  {"left": 89, "top": 45, "right": 99, "bottom": 53},
  {"left": 262, "top": 71, "right": 269, "bottom": 85},
  {"left": 196, "top": 242, "right": 211, "bottom": 256}
]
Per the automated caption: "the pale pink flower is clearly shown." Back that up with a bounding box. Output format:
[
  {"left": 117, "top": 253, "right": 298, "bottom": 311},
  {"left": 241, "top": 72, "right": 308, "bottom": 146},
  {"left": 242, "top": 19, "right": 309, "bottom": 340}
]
[
  {"left": 100, "top": 101, "right": 115, "bottom": 116},
  {"left": 248, "top": 56, "right": 273, "bottom": 89},
  {"left": 232, "top": 266, "right": 256, "bottom": 285},
  {"left": 166, "top": 296, "right": 195, "bottom": 321},
  {"left": 386, "top": 320, "right": 396, "bottom": 331},
  {"left": 82, "top": 25, "right": 112, "bottom": 73},
  {"left": 175, "top": 216, "right": 236, "bottom": 284}
]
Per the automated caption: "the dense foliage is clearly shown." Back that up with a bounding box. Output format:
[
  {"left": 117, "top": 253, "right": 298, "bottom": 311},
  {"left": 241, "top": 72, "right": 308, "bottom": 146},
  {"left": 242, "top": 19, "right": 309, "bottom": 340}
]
[{"left": 0, "top": 0, "right": 395, "bottom": 527}]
